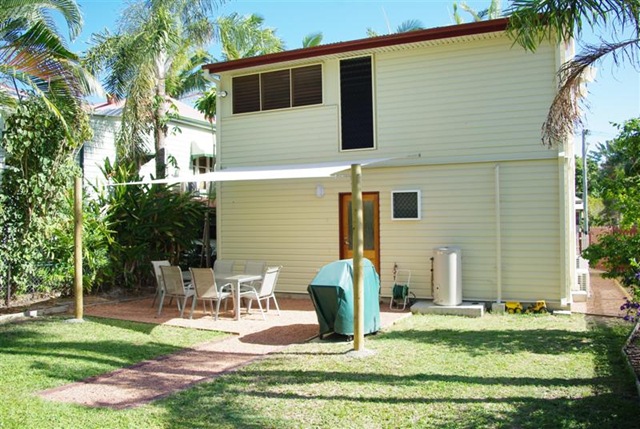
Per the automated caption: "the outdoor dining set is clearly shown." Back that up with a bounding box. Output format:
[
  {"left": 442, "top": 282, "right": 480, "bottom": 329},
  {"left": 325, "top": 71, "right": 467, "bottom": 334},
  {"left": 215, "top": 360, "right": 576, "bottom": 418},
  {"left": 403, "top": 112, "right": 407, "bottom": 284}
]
[{"left": 150, "top": 259, "right": 282, "bottom": 321}]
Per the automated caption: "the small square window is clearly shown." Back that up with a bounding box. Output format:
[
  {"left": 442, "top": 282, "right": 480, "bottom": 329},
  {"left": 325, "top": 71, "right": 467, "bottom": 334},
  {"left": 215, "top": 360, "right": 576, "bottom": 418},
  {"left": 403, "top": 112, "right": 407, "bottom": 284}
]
[{"left": 392, "top": 191, "right": 421, "bottom": 220}]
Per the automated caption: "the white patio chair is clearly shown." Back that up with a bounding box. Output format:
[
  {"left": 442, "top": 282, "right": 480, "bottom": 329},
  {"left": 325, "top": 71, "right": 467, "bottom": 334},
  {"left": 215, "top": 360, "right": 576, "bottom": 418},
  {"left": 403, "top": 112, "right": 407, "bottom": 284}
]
[
  {"left": 151, "top": 260, "right": 170, "bottom": 308},
  {"left": 213, "top": 259, "right": 235, "bottom": 284},
  {"left": 239, "top": 266, "right": 282, "bottom": 320},
  {"left": 188, "top": 268, "right": 233, "bottom": 320},
  {"left": 242, "top": 260, "right": 267, "bottom": 296},
  {"left": 158, "top": 266, "right": 196, "bottom": 318}
]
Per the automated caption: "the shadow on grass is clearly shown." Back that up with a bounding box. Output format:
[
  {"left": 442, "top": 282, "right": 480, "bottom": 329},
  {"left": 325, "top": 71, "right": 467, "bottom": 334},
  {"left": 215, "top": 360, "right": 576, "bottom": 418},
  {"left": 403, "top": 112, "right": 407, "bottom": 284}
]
[
  {"left": 0, "top": 317, "right": 186, "bottom": 383},
  {"left": 155, "top": 317, "right": 637, "bottom": 429},
  {"left": 87, "top": 316, "right": 158, "bottom": 335},
  {"left": 378, "top": 327, "right": 602, "bottom": 356},
  {"left": 159, "top": 375, "right": 637, "bottom": 429}
]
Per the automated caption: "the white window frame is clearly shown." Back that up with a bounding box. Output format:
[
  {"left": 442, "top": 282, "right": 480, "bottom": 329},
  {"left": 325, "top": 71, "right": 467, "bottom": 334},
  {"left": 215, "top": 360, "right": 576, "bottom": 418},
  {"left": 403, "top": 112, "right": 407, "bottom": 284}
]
[{"left": 391, "top": 190, "right": 421, "bottom": 220}]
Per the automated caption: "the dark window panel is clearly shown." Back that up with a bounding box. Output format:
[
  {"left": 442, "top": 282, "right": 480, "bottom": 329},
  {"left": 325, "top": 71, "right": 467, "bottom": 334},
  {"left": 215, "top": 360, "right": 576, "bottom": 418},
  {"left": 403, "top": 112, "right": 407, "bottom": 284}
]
[
  {"left": 340, "top": 57, "right": 374, "bottom": 150},
  {"left": 292, "top": 65, "right": 322, "bottom": 107},
  {"left": 232, "top": 74, "right": 260, "bottom": 114},
  {"left": 261, "top": 69, "right": 291, "bottom": 110}
]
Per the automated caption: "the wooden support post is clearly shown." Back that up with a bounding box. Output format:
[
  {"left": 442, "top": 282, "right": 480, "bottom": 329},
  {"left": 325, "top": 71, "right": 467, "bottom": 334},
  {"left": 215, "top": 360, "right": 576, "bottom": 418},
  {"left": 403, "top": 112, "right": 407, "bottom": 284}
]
[
  {"left": 351, "top": 164, "right": 364, "bottom": 351},
  {"left": 74, "top": 176, "right": 83, "bottom": 320}
]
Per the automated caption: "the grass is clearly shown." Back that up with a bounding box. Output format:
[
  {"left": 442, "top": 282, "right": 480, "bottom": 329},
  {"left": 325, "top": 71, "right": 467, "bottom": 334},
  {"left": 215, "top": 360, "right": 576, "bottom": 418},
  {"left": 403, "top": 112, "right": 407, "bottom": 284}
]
[
  {"left": 0, "top": 316, "right": 225, "bottom": 428},
  {"left": 0, "top": 314, "right": 637, "bottom": 428}
]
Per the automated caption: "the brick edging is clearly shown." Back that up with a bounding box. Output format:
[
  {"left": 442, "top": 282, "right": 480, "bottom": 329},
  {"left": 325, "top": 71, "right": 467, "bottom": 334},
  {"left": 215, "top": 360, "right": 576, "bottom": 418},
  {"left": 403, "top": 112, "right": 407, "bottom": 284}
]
[{"left": 622, "top": 321, "right": 640, "bottom": 401}]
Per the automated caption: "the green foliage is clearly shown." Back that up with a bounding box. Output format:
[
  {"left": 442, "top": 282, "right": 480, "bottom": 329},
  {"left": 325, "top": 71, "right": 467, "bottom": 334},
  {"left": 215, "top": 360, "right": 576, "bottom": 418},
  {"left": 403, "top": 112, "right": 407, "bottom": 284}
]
[
  {"left": 195, "top": 13, "right": 284, "bottom": 120},
  {"left": 82, "top": 0, "right": 221, "bottom": 179},
  {"left": 507, "top": 0, "right": 640, "bottom": 146},
  {"left": 0, "top": 97, "right": 92, "bottom": 297},
  {"left": 592, "top": 118, "right": 640, "bottom": 227},
  {"left": 96, "top": 160, "right": 207, "bottom": 290},
  {"left": 583, "top": 230, "right": 640, "bottom": 284},
  {"left": 575, "top": 155, "right": 601, "bottom": 199},
  {"left": 216, "top": 13, "right": 284, "bottom": 61},
  {"left": 582, "top": 118, "right": 640, "bottom": 313},
  {"left": 0, "top": 0, "right": 97, "bottom": 129}
]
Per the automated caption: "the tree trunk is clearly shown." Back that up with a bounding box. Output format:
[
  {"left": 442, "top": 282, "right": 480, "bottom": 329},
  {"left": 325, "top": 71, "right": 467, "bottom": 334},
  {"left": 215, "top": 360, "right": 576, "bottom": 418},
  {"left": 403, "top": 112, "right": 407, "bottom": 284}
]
[
  {"left": 154, "top": 86, "right": 168, "bottom": 180},
  {"left": 154, "top": 53, "right": 169, "bottom": 180}
]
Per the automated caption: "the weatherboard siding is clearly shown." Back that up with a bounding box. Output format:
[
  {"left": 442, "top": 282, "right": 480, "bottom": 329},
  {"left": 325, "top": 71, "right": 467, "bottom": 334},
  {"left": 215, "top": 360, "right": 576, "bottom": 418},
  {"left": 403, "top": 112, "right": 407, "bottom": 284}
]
[
  {"left": 218, "top": 159, "right": 562, "bottom": 302},
  {"left": 84, "top": 117, "right": 214, "bottom": 188},
  {"left": 217, "top": 34, "right": 557, "bottom": 168}
]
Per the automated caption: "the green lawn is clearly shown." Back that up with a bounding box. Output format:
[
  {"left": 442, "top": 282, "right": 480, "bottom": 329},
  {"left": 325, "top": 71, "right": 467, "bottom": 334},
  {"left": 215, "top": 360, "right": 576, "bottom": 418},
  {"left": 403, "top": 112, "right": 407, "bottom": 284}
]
[{"left": 0, "top": 314, "right": 637, "bottom": 429}]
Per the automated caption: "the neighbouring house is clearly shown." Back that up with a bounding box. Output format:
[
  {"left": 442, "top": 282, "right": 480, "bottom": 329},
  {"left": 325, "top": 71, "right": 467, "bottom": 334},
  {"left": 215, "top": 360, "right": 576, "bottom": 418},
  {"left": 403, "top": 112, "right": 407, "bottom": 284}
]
[
  {"left": 187, "top": 19, "right": 579, "bottom": 307},
  {"left": 83, "top": 97, "right": 216, "bottom": 194}
]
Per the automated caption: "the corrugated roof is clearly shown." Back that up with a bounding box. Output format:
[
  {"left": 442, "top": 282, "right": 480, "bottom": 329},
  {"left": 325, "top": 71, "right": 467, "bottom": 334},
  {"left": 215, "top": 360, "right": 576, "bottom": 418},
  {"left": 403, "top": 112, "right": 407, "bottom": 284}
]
[
  {"left": 92, "top": 97, "right": 212, "bottom": 126},
  {"left": 203, "top": 18, "right": 510, "bottom": 74}
]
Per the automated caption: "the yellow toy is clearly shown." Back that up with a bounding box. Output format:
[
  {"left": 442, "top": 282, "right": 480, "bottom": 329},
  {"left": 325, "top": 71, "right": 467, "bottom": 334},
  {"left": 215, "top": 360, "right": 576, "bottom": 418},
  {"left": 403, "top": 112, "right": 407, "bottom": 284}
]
[
  {"left": 505, "top": 301, "right": 523, "bottom": 314},
  {"left": 526, "top": 300, "right": 548, "bottom": 314}
]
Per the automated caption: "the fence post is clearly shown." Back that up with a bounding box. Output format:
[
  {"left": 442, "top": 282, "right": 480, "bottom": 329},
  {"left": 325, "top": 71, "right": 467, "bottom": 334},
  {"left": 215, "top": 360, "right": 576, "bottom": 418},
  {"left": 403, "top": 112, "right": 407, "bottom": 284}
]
[{"left": 5, "top": 264, "right": 10, "bottom": 307}]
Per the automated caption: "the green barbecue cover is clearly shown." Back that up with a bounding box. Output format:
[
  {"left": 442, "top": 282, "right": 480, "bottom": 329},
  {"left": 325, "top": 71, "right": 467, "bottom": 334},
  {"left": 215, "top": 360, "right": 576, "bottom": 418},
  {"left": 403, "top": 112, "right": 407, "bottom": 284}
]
[{"left": 307, "top": 258, "right": 380, "bottom": 337}]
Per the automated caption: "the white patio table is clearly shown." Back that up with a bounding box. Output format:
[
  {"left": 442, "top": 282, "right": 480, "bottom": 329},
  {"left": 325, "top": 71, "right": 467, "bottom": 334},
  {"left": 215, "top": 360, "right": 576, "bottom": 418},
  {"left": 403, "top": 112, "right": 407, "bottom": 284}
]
[{"left": 220, "top": 274, "right": 262, "bottom": 320}]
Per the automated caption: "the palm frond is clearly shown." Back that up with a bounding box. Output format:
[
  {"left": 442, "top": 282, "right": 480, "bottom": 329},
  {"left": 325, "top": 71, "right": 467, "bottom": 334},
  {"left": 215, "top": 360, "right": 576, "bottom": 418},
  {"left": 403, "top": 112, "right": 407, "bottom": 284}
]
[
  {"left": 302, "top": 32, "right": 323, "bottom": 48},
  {"left": 396, "top": 19, "right": 425, "bottom": 33},
  {"left": 1, "top": 0, "right": 83, "bottom": 39},
  {"left": 542, "top": 38, "right": 640, "bottom": 147},
  {"left": 507, "top": 0, "right": 639, "bottom": 52}
]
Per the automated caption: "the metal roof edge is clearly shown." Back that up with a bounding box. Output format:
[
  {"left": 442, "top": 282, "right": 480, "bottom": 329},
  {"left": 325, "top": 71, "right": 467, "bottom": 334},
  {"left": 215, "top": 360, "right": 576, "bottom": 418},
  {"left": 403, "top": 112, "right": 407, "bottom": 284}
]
[{"left": 203, "top": 18, "right": 510, "bottom": 74}]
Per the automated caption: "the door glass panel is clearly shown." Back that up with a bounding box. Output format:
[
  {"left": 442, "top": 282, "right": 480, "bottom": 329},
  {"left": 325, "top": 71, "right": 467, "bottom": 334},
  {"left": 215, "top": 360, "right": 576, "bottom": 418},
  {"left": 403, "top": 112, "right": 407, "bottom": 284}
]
[
  {"left": 346, "top": 200, "right": 374, "bottom": 250},
  {"left": 364, "top": 200, "right": 374, "bottom": 250}
]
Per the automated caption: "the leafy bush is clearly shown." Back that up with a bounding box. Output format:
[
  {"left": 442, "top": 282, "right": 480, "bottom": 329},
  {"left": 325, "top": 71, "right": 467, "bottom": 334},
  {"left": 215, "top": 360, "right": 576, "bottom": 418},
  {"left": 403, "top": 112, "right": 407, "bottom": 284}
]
[
  {"left": 96, "top": 160, "right": 207, "bottom": 290},
  {"left": 0, "top": 97, "right": 92, "bottom": 297}
]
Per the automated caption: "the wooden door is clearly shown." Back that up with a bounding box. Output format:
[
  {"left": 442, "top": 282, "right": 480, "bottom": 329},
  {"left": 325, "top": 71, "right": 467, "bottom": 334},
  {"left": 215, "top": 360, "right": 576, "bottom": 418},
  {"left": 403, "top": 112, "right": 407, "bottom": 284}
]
[{"left": 339, "top": 192, "right": 380, "bottom": 274}]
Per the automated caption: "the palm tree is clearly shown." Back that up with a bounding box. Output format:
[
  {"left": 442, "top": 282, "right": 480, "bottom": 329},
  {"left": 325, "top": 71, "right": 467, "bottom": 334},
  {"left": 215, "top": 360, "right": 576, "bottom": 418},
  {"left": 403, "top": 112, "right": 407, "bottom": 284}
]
[
  {"left": 0, "top": 0, "right": 95, "bottom": 125},
  {"left": 83, "top": 0, "right": 221, "bottom": 179},
  {"left": 507, "top": 0, "right": 640, "bottom": 147},
  {"left": 216, "top": 13, "right": 284, "bottom": 61},
  {"left": 194, "top": 13, "right": 284, "bottom": 122}
]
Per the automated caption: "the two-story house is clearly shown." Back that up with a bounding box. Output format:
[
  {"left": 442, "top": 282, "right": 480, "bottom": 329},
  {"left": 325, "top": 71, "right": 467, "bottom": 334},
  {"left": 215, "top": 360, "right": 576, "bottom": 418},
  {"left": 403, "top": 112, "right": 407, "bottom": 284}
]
[
  {"left": 202, "top": 18, "right": 578, "bottom": 309},
  {"left": 83, "top": 97, "right": 216, "bottom": 193}
]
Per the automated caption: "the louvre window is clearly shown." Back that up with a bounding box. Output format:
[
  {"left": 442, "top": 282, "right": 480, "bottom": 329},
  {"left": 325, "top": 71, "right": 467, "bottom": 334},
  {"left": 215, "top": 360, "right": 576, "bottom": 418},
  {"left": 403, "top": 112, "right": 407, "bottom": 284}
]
[
  {"left": 232, "top": 64, "right": 322, "bottom": 114},
  {"left": 340, "top": 56, "right": 374, "bottom": 150},
  {"left": 261, "top": 69, "right": 290, "bottom": 111},
  {"left": 292, "top": 65, "right": 322, "bottom": 106},
  {"left": 392, "top": 191, "right": 421, "bottom": 220},
  {"left": 232, "top": 74, "right": 260, "bottom": 114}
]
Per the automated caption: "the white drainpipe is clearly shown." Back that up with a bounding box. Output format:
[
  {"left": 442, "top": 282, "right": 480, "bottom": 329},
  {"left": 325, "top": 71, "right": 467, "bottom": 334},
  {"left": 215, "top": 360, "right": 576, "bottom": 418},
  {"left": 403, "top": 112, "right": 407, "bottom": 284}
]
[{"left": 495, "top": 164, "right": 502, "bottom": 303}]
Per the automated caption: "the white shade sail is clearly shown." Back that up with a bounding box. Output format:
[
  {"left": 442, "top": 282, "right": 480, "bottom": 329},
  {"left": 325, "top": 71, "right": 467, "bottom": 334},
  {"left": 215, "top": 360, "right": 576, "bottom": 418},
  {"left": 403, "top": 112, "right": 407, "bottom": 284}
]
[{"left": 110, "top": 159, "right": 389, "bottom": 186}]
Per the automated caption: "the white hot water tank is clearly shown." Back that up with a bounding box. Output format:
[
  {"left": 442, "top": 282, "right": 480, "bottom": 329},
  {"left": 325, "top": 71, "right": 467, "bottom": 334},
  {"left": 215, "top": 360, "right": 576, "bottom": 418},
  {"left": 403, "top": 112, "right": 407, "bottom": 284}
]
[{"left": 433, "top": 247, "right": 462, "bottom": 306}]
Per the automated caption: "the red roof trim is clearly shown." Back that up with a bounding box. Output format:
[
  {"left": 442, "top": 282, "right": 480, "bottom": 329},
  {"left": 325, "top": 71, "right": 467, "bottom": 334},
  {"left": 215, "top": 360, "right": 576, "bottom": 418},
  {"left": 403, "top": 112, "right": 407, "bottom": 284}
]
[{"left": 204, "top": 18, "right": 510, "bottom": 74}]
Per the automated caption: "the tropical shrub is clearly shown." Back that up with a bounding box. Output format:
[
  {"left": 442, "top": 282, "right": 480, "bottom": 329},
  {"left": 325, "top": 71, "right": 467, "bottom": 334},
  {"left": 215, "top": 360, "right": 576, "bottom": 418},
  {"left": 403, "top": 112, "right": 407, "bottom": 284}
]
[
  {"left": 96, "top": 160, "right": 207, "bottom": 290},
  {"left": 0, "top": 97, "right": 92, "bottom": 298}
]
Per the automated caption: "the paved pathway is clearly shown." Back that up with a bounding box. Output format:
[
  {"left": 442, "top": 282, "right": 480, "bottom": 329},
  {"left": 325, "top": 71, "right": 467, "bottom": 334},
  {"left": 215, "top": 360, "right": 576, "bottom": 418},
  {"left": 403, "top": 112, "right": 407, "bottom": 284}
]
[
  {"left": 39, "top": 298, "right": 410, "bottom": 409},
  {"left": 571, "top": 270, "right": 630, "bottom": 318},
  {"left": 39, "top": 271, "right": 627, "bottom": 409}
]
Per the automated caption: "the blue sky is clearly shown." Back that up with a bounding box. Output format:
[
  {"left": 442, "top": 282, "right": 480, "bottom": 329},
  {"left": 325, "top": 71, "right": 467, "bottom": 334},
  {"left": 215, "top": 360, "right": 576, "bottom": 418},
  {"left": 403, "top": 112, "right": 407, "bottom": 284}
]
[{"left": 71, "top": 0, "right": 639, "bottom": 150}]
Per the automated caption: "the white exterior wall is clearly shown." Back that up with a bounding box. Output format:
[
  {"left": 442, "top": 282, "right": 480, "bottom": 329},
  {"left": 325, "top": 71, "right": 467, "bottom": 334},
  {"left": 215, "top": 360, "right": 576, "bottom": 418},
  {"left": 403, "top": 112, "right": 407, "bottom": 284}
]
[
  {"left": 215, "top": 32, "right": 573, "bottom": 305},
  {"left": 84, "top": 116, "right": 215, "bottom": 188},
  {"left": 217, "top": 35, "right": 557, "bottom": 168},
  {"left": 218, "top": 160, "right": 562, "bottom": 303},
  {"left": 83, "top": 116, "right": 119, "bottom": 188}
]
